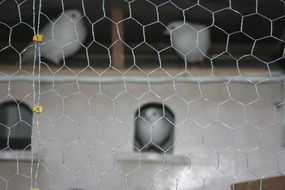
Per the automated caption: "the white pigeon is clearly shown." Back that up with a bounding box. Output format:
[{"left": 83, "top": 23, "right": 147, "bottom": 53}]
[
  {"left": 22, "top": 10, "right": 87, "bottom": 65},
  {"left": 135, "top": 104, "right": 174, "bottom": 152},
  {"left": 165, "top": 21, "right": 210, "bottom": 63}
]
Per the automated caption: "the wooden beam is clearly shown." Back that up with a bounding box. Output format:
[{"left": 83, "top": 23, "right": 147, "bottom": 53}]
[
  {"left": 111, "top": 6, "right": 124, "bottom": 70},
  {"left": 232, "top": 176, "right": 285, "bottom": 190}
]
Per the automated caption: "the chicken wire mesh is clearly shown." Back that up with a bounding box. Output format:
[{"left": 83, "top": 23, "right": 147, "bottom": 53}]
[{"left": 0, "top": 0, "right": 285, "bottom": 190}]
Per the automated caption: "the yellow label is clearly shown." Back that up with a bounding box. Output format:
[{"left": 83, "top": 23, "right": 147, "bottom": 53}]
[
  {"left": 33, "top": 34, "right": 44, "bottom": 42},
  {"left": 32, "top": 188, "right": 40, "bottom": 190},
  {"left": 33, "top": 106, "right": 43, "bottom": 113}
]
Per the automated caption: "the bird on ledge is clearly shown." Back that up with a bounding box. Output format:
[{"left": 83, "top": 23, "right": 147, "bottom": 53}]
[
  {"left": 22, "top": 10, "right": 87, "bottom": 66},
  {"left": 165, "top": 21, "right": 210, "bottom": 65}
]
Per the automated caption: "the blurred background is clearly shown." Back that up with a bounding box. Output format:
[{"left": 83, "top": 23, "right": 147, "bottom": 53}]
[{"left": 0, "top": 0, "right": 285, "bottom": 190}]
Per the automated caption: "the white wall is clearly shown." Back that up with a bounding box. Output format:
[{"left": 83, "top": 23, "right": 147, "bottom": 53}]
[{"left": 0, "top": 79, "right": 284, "bottom": 190}]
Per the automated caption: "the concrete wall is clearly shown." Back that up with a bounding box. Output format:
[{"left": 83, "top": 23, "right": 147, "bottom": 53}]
[{"left": 0, "top": 79, "right": 284, "bottom": 190}]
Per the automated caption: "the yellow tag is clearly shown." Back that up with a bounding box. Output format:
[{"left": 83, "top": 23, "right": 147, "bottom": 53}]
[
  {"left": 32, "top": 188, "right": 40, "bottom": 190},
  {"left": 33, "top": 106, "right": 43, "bottom": 113},
  {"left": 33, "top": 34, "right": 44, "bottom": 42}
]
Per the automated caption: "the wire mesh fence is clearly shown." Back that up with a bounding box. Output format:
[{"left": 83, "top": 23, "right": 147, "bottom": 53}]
[{"left": 0, "top": 0, "right": 284, "bottom": 189}]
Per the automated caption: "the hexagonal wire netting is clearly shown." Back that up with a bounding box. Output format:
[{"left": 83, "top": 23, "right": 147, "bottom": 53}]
[{"left": 0, "top": 0, "right": 285, "bottom": 190}]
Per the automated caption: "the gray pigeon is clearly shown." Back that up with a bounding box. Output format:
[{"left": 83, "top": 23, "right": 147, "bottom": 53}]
[
  {"left": 165, "top": 21, "right": 210, "bottom": 63},
  {"left": 22, "top": 10, "right": 87, "bottom": 65},
  {"left": 135, "top": 104, "right": 174, "bottom": 152}
]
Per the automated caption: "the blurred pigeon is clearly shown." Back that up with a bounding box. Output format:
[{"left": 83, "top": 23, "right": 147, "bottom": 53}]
[
  {"left": 22, "top": 10, "right": 87, "bottom": 65},
  {"left": 135, "top": 104, "right": 174, "bottom": 152},
  {"left": 165, "top": 21, "right": 210, "bottom": 63}
]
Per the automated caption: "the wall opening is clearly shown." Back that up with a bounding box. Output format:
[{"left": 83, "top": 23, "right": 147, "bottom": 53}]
[
  {"left": 0, "top": 101, "right": 33, "bottom": 151},
  {"left": 134, "top": 103, "right": 175, "bottom": 153}
]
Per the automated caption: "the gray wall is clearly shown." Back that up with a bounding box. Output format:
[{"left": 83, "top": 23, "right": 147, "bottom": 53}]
[{"left": 0, "top": 79, "right": 284, "bottom": 190}]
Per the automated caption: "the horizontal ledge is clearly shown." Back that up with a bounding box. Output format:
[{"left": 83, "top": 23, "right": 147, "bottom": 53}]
[
  {"left": 0, "top": 74, "right": 284, "bottom": 83},
  {"left": 232, "top": 176, "right": 285, "bottom": 190},
  {"left": 0, "top": 151, "right": 39, "bottom": 162},
  {"left": 117, "top": 152, "right": 190, "bottom": 165}
]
